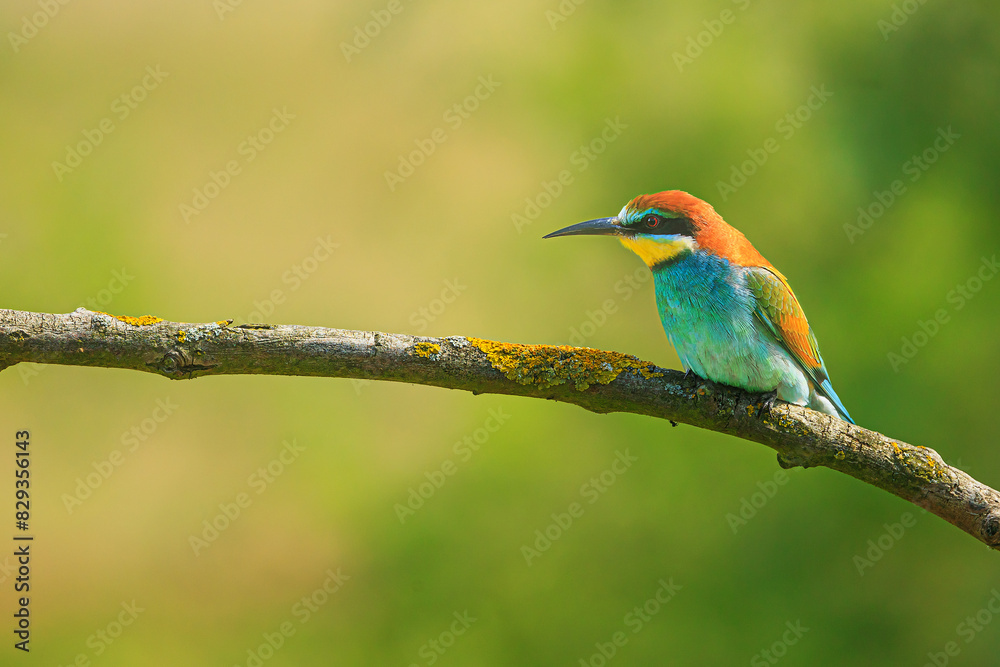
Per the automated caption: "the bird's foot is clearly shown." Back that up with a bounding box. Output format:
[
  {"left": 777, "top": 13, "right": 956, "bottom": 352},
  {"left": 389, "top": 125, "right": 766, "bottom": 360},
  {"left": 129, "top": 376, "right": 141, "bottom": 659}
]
[{"left": 759, "top": 390, "right": 779, "bottom": 419}]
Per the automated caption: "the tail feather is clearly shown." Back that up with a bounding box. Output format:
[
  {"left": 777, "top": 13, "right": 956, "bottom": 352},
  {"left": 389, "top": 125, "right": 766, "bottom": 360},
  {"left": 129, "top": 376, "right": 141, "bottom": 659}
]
[{"left": 815, "top": 379, "right": 854, "bottom": 424}]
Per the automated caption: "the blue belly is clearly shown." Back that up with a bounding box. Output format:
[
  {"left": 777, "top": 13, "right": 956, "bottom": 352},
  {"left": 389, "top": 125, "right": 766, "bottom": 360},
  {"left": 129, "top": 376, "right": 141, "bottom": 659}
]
[{"left": 651, "top": 252, "right": 805, "bottom": 397}]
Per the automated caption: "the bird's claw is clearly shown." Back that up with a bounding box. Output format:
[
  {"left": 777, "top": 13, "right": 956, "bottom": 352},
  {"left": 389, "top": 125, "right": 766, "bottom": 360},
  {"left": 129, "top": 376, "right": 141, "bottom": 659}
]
[{"left": 759, "top": 391, "right": 779, "bottom": 418}]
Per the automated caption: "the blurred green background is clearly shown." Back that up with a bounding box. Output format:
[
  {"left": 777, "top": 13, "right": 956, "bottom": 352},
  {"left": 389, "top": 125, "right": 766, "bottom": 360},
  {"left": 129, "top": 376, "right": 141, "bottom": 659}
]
[{"left": 2, "top": 0, "right": 1000, "bottom": 665}]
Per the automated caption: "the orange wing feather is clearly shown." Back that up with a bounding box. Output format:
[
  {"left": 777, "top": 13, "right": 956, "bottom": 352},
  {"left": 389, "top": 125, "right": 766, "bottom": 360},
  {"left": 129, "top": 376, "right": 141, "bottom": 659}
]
[{"left": 745, "top": 267, "right": 825, "bottom": 378}]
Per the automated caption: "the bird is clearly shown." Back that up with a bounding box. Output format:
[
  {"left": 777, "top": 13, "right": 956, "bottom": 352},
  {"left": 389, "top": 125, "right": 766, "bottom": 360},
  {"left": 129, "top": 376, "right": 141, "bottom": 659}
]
[{"left": 543, "top": 190, "right": 853, "bottom": 423}]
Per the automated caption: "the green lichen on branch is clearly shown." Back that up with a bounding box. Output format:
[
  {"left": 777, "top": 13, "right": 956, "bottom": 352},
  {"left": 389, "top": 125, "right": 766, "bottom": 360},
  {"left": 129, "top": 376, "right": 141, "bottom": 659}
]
[
  {"left": 468, "top": 337, "right": 663, "bottom": 391},
  {"left": 893, "top": 442, "right": 951, "bottom": 485},
  {"left": 177, "top": 322, "right": 229, "bottom": 344}
]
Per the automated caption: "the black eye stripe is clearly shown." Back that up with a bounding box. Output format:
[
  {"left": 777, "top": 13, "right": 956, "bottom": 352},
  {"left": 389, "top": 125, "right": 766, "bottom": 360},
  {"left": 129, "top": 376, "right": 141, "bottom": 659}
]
[{"left": 629, "top": 214, "right": 696, "bottom": 237}]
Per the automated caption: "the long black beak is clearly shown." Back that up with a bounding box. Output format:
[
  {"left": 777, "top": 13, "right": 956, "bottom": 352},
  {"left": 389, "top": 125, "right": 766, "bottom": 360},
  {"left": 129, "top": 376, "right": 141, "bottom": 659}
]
[{"left": 543, "top": 217, "right": 620, "bottom": 239}]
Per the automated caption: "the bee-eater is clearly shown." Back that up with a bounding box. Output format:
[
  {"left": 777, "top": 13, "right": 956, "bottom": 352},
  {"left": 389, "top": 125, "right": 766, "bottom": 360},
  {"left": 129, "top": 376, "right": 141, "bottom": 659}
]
[{"left": 544, "top": 190, "right": 853, "bottom": 423}]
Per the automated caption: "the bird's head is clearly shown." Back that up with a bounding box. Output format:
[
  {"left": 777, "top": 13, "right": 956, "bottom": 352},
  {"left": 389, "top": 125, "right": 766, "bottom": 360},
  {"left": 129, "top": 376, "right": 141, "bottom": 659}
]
[{"left": 545, "top": 190, "right": 753, "bottom": 269}]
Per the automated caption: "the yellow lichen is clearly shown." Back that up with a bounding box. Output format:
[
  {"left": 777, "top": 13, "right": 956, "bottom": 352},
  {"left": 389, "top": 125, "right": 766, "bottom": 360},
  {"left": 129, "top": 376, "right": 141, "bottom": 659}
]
[
  {"left": 766, "top": 411, "right": 804, "bottom": 432},
  {"left": 411, "top": 342, "right": 441, "bottom": 359},
  {"left": 96, "top": 312, "right": 163, "bottom": 326},
  {"left": 216, "top": 319, "right": 233, "bottom": 327},
  {"left": 468, "top": 337, "right": 662, "bottom": 391},
  {"left": 637, "top": 365, "right": 665, "bottom": 379},
  {"left": 890, "top": 441, "right": 949, "bottom": 484},
  {"left": 177, "top": 330, "right": 187, "bottom": 343},
  {"left": 834, "top": 450, "right": 846, "bottom": 460}
]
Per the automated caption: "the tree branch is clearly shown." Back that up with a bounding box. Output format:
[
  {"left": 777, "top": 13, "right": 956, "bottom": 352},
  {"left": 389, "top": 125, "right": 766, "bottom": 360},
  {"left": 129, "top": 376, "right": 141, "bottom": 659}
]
[{"left": 2, "top": 307, "right": 998, "bottom": 549}]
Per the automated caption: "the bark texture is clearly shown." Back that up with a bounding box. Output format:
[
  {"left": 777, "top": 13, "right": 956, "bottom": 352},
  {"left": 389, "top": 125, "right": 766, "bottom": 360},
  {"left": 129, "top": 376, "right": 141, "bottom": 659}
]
[{"left": 2, "top": 307, "right": 997, "bottom": 549}]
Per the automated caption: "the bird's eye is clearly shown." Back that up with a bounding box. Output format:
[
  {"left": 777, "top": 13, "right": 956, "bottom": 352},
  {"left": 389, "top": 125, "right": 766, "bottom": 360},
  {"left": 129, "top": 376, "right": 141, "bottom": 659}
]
[{"left": 643, "top": 215, "right": 660, "bottom": 229}]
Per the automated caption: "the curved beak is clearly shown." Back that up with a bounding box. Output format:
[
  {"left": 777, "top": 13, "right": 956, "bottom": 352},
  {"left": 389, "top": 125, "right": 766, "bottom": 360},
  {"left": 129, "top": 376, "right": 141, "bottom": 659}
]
[{"left": 543, "top": 216, "right": 620, "bottom": 239}]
